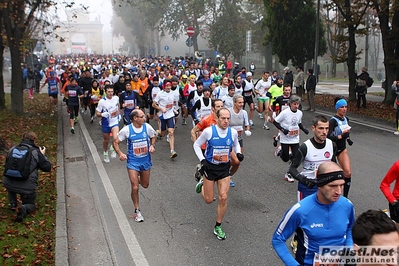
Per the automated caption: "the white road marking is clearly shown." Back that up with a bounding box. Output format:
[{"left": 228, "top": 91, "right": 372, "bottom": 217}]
[{"left": 79, "top": 121, "right": 149, "bottom": 266}]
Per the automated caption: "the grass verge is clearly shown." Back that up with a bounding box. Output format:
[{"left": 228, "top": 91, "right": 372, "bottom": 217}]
[
  {"left": 314, "top": 94, "right": 396, "bottom": 123},
  {"left": 0, "top": 93, "right": 58, "bottom": 265}
]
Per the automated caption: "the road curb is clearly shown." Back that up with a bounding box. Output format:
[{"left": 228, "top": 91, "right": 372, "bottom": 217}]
[{"left": 55, "top": 98, "right": 68, "bottom": 266}]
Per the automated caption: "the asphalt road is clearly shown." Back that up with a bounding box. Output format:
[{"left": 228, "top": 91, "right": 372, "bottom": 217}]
[{"left": 63, "top": 102, "right": 398, "bottom": 266}]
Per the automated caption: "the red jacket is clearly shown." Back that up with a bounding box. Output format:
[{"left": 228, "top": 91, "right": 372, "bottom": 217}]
[{"left": 380, "top": 160, "right": 399, "bottom": 204}]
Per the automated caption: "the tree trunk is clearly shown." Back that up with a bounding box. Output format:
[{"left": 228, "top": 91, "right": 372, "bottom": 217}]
[
  {"left": 9, "top": 45, "right": 24, "bottom": 115},
  {"left": 347, "top": 24, "right": 357, "bottom": 101},
  {"left": 0, "top": 17, "right": 5, "bottom": 110},
  {"left": 265, "top": 44, "right": 272, "bottom": 70},
  {"left": 377, "top": 0, "right": 397, "bottom": 104},
  {"left": 331, "top": 61, "right": 336, "bottom": 78}
]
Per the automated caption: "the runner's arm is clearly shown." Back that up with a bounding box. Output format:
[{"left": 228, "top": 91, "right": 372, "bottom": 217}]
[
  {"left": 289, "top": 144, "right": 307, "bottom": 178},
  {"left": 272, "top": 204, "right": 302, "bottom": 266},
  {"left": 190, "top": 100, "right": 201, "bottom": 120},
  {"left": 193, "top": 128, "right": 211, "bottom": 161}
]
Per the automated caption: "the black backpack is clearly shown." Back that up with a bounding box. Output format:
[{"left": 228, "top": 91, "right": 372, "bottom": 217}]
[
  {"left": 366, "top": 76, "right": 374, "bottom": 87},
  {"left": 4, "top": 144, "right": 35, "bottom": 180}
]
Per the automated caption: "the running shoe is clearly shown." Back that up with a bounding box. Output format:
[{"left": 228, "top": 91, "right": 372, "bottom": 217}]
[
  {"left": 156, "top": 129, "right": 162, "bottom": 139},
  {"left": 194, "top": 164, "right": 202, "bottom": 182},
  {"left": 134, "top": 210, "right": 144, "bottom": 222},
  {"left": 110, "top": 146, "right": 117, "bottom": 158},
  {"left": 90, "top": 116, "right": 94, "bottom": 123},
  {"left": 170, "top": 151, "right": 177, "bottom": 159},
  {"left": 213, "top": 225, "right": 226, "bottom": 240},
  {"left": 272, "top": 135, "right": 278, "bottom": 147},
  {"left": 394, "top": 131, "right": 399, "bottom": 135},
  {"left": 249, "top": 120, "right": 254, "bottom": 126},
  {"left": 274, "top": 145, "right": 282, "bottom": 158},
  {"left": 15, "top": 205, "right": 27, "bottom": 222},
  {"left": 81, "top": 108, "right": 84, "bottom": 114},
  {"left": 74, "top": 117, "right": 79, "bottom": 124},
  {"left": 182, "top": 118, "right": 187, "bottom": 125},
  {"left": 70, "top": 127, "right": 75, "bottom": 134},
  {"left": 259, "top": 114, "right": 263, "bottom": 119},
  {"left": 9, "top": 203, "right": 17, "bottom": 211},
  {"left": 99, "top": 120, "right": 102, "bottom": 126},
  {"left": 263, "top": 124, "right": 270, "bottom": 130},
  {"left": 290, "top": 237, "right": 298, "bottom": 253},
  {"left": 104, "top": 152, "right": 110, "bottom": 163},
  {"left": 284, "top": 173, "right": 295, "bottom": 183},
  {"left": 230, "top": 180, "right": 236, "bottom": 187},
  {"left": 196, "top": 177, "right": 203, "bottom": 193}
]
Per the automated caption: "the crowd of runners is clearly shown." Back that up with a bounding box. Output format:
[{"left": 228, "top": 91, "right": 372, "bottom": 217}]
[{"left": 34, "top": 54, "right": 399, "bottom": 265}]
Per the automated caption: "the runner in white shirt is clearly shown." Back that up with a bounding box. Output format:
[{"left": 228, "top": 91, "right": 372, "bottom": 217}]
[
  {"left": 254, "top": 71, "right": 272, "bottom": 129},
  {"left": 96, "top": 85, "right": 121, "bottom": 163},
  {"left": 152, "top": 80, "right": 180, "bottom": 159},
  {"left": 227, "top": 95, "right": 251, "bottom": 187},
  {"left": 273, "top": 95, "right": 309, "bottom": 182},
  {"left": 212, "top": 76, "right": 230, "bottom": 99},
  {"left": 221, "top": 84, "right": 235, "bottom": 109},
  {"left": 191, "top": 87, "right": 212, "bottom": 124},
  {"left": 242, "top": 72, "right": 255, "bottom": 126}
]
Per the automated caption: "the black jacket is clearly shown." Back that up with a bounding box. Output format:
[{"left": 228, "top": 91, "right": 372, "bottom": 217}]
[
  {"left": 306, "top": 74, "right": 317, "bottom": 91},
  {"left": 3, "top": 139, "right": 51, "bottom": 194}
]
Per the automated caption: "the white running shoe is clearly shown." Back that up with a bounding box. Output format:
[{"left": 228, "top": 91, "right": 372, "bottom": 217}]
[
  {"left": 249, "top": 120, "right": 254, "bottom": 126},
  {"left": 284, "top": 173, "right": 295, "bottom": 183},
  {"left": 109, "top": 146, "right": 117, "bottom": 158},
  {"left": 259, "top": 114, "right": 264, "bottom": 119},
  {"left": 104, "top": 152, "right": 110, "bottom": 163},
  {"left": 263, "top": 124, "right": 270, "bottom": 130},
  {"left": 134, "top": 210, "right": 144, "bottom": 222},
  {"left": 394, "top": 131, "right": 399, "bottom": 135}
]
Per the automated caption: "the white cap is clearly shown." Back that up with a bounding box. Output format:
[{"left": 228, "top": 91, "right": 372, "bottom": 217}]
[
  {"left": 246, "top": 72, "right": 252, "bottom": 77},
  {"left": 235, "top": 62, "right": 239, "bottom": 65},
  {"left": 284, "top": 67, "right": 289, "bottom": 71},
  {"left": 216, "top": 55, "right": 220, "bottom": 58}
]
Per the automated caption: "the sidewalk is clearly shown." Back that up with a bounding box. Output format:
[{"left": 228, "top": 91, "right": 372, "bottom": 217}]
[{"left": 55, "top": 100, "right": 114, "bottom": 265}]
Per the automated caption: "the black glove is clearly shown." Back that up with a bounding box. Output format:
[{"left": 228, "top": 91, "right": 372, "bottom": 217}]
[
  {"left": 302, "top": 128, "right": 309, "bottom": 135},
  {"left": 341, "top": 132, "right": 350, "bottom": 139},
  {"left": 296, "top": 174, "right": 316, "bottom": 189},
  {"left": 390, "top": 201, "right": 399, "bottom": 217},
  {"left": 236, "top": 153, "right": 244, "bottom": 162},
  {"left": 200, "top": 159, "right": 208, "bottom": 176},
  {"left": 347, "top": 138, "right": 353, "bottom": 146},
  {"left": 282, "top": 128, "right": 289, "bottom": 135}
]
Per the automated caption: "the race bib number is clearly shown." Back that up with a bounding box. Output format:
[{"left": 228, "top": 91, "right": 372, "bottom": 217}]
[
  {"left": 212, "top": 149, "right": 229, "bottom": 164},
  {"left": 244, "top": 91, "right": 252, "bottom": 96},
  {"left": 289, "top": 126, "right": 299, "bottom": 137},
  {"left": 232, "top": 125, "right": 243, "bottom": 134},
  {"left": 133, "top": 141, "right": 148, "bottom": 157},
  {"left": 110, "top": 109, "right": 119, "bottom": 118},
  {"left": 165, "top": 103, "right": 173, "bottom": 109},
  {"left": 313, "top": 253, "right": 339, "bottom": 266},
  {"left": 339, "top": 124, "right": 351, "bottom": 132},
  {"left": 68, "top": 90, "right": 77, "bottom": 97},
  {"left": 125, "top": 100, "right": 134, "bottom": 108},
  {"left": 281, "top": 105, "right": 289, "bottom": 111},
  {"left": 50, "top": 85, "right": 57, "bottom": 92},
  {"left": 84, "top": 91, "right": 89, "bottom": 96}
]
